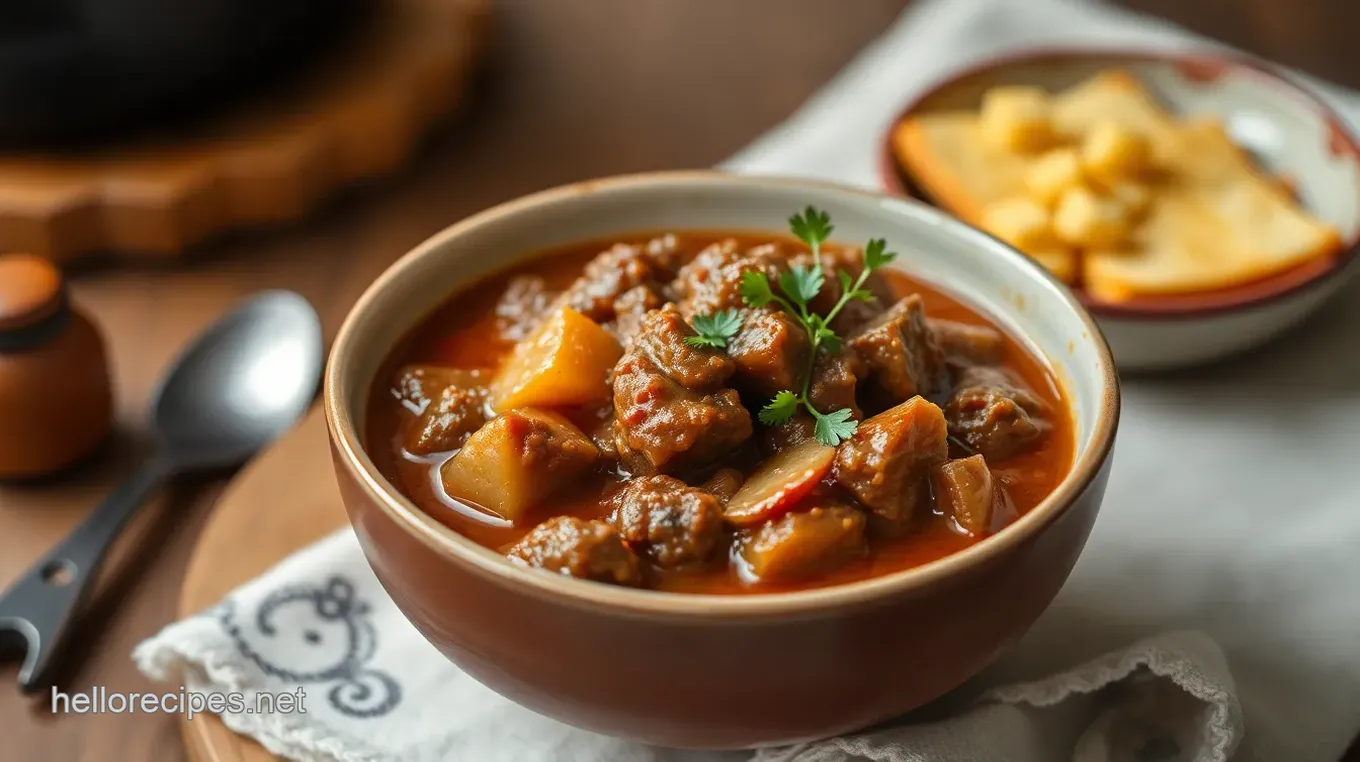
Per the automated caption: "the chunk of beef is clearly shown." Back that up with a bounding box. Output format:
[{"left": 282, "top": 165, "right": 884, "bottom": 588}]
[
  {"left": 700, "top": 468, "right": 745, "bottom": 504},
  {"left": 606, "top": 475, "right": 724, "bottom": 568},
  {"left": 808, "top": 348, "right": 864, "bottom": 420},
  {"left": 642, "top": 233, "right": 689, "bottom": 276},
  {"left": 847, "top": 295, "right": 946, "bottom": 404},
  {"left": 833, "top": 396, "right": 949, "bottom": 530},
  {"left": 759, "top": 414, "right": 814, "bottom": 455},
  {"left": 726, "top": 309, "right": 810, "bottom": 400},
  {"left": 495, "top": 275, "right": 555, "bottom": 341},
  {"left": 614, "top": 355, "right": 752, "bottom": 475},
  {"left": 391, "top": 365, "right": 478, "bottom": 416},
  {"left": 610, "top": 285, "right": 665, "bottom": 345},
  {"left": 561, "top": 239, "right": 682, "bottom": 323},
  {"left": 929, "top": 318, "right": 1006, "bottom": 368},
  {"left": 507, "top": 517, "right": 641, "bottom": 586},
  {"left": 406, "top": 373, "right": 489, "bottom": 455},
  {"left": 673, "top": 239, "right": 787, "bottom": 317},
  {"left": 932, "top": 455, "right": 998, "bottom": 536},
  {"left": 738, "top": 502, "right": 867, "bottom": 581},
  {"left": 944, "top": 366, "right": 1049, "bottom": 460},
  {"left": 612, "top": 306, "right": 752, "bottom": 474},
  {"left": 632, "top": 304, "right": 735, "bottom": 389}
]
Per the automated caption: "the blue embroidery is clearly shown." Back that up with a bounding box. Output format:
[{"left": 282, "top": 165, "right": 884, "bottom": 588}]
[{"left": 220, "top": 576, "right": 401, "bottom": 718}]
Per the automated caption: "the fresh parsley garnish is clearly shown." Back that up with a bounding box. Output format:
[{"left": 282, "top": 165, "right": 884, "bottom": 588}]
[
  {"left": 758, "top": 390, "right": 800, "bottom": 426},
  {"left": 789, "top": 206, "right": 833, "bottom": 248},
  {"left": 685, "top": 308, "right": 743, "bottom": 349},
  {"left": 813, "top": 407, "right": 859, "bottom": 447},
  {"left": 742, "top": 207, "right": 897, "bottom": 447}
]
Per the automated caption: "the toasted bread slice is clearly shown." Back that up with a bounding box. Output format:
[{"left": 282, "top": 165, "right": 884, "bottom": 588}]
[
  {"left": 1084, "top": 120, "right": 1343, "bottom": 300},
  {"left": 895, "top": 70, "right": 1342, "bottom": 300}
]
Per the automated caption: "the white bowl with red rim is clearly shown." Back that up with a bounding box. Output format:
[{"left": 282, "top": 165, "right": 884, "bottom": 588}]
[{"left": 880, "top": 48, "right": 1360, "bottom": 371}]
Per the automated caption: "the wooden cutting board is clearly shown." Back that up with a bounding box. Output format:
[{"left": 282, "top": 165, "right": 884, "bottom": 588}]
[{"left": 176, "top": 408, "right": 345, "bottom": 762}]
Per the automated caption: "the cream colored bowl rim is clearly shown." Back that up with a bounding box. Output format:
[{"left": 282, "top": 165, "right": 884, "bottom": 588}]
[{"left": 325, "top": 170, "right": 1121, "bottom": 619}]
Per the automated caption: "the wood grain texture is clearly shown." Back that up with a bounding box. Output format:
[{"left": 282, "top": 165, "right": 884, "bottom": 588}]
[
  {"left": 0, "top": 0, "right": 489, "bottom": 264},
  {"left": 0, "top": 0, "right": 1356, "bottom": 759}
]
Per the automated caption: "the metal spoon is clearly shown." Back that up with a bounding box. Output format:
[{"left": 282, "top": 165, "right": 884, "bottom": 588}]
[{"left": 0, "top": 290, "right": 323, "bottom": 693}]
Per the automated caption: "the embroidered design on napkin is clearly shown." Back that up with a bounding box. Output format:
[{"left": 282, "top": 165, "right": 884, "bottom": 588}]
[{"left": 220, "top": 575, "right": 403, "bottom": 718}]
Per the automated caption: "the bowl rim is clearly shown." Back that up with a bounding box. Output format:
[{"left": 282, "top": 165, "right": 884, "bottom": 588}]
[
  {"left": 876, "top": 45, "right": 1360, "bottom": 321},
  {"left": 325, "top": 170, "right": 1121, "bottom": 619}
]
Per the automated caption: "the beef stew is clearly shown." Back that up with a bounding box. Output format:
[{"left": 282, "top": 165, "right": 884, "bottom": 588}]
[{"left": 366, "top": 219, "right": 1074, "bottom": 594}]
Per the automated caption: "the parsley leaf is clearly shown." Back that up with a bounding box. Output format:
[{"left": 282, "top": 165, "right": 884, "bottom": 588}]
[
  {"left": 759, "top": 390, "right": 800, "bottom": 426},
  {"left": 780, "top": 263, "right": 824, "bottom": 306},
  {"left": 739, "top": 270, "right": 775, "bottom": 308},
  {"left": 789, "top": 206, "right": 833, "bottom": 247},
  {"left": 685, "top": 309, "right": 743, "bottom": 349},
  {"left": 742, "top": 207, "right": 894, "bottom": 447},
  {"left": 863, "top": 238, "right": 895, "bottom": 271},
  {"left": 812, "top": 407, "right": 858, "bottom": 447}
]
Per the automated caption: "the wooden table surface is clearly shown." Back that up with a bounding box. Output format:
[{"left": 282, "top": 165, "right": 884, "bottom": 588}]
[{"left": 1, "top": 1, "right": 1357, "bottom": 759}]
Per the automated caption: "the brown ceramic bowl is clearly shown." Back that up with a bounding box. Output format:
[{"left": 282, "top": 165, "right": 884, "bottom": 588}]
[
  {"left": 325, "top": 172, "right": 1120, "bottom": 749},
  {"left": 879, "top": 48, "right": 1360, "bottom": 371}
]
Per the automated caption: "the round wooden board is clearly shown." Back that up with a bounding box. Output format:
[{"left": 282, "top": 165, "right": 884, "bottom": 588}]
[
  {"left": 0, "top": 0, "right": 490, "bottom": 264},
  {"left": 176, "top": 408, "right": 346, "bottom": 762}
]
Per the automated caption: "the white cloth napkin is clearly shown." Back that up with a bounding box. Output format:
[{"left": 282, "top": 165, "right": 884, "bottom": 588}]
[
  {"left": 137, "top": 0, "right": 1360, "bottom": 760},
  {"left": 137, "top": 531, "right": 1241, "bottom": 762}
]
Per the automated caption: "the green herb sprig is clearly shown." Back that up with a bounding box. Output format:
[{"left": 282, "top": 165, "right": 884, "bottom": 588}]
[
  {"left": 740, "top": 207, "right": 896, "bottom": 446},
  {"left": 685, "top": 309, "right": 743, "bottom": 349}
]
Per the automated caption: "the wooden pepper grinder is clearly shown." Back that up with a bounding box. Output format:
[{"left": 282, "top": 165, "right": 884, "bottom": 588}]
[{"left": 0, "top": 254, "right": 114, "bottom": 478}]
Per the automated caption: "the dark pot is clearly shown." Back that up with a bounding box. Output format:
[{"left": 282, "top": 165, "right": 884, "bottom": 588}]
[{"left": 0, "top": 0, "right": 368, "bottom": 146}]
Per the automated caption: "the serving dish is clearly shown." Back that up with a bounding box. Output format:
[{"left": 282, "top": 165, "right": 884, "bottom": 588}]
[
  {"left": 325, "top": 172, "right": 1119, "bottom": 748},
  {"left": 880, "top": 49, "right": 1360, "bottom": 371}
]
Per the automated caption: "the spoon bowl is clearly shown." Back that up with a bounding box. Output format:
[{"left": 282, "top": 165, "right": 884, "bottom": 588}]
[{"left": 152, "top": 291, "right": 323, "bottom": 469}]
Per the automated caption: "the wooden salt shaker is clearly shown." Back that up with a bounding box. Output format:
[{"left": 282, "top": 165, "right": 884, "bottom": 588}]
[{"left": 0, "top": 254, "right": 113, "bottom": 478}]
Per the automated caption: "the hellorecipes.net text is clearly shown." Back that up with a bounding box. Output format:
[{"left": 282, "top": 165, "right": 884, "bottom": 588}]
[{"left": 51, "top": 686, "right": 307, "bottom": 721}]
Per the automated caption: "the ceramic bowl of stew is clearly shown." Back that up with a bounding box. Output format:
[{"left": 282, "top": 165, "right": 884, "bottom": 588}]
[
  {"left": 879, "top": 49, "right": 1360, "bottom": 371},
  {"left": 325, "top": 171, "right": 1119, "bottom": 748}
]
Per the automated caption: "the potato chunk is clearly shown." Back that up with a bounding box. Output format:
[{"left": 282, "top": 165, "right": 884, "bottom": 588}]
[
  {"left": 1052, "top": 186, "right": 1131, "bottom": 248},
  {"left": 738, "top": 503, "right": 867, "bottom": 582},
  {"left": 440, "top": 408, "right": 598, "bottom": 521},
  {"left": 1081, "top": 121, "right": 1151, "bottom": 181},
  {"left": 980, "top": 86, "right": 1058, "bottom": 153},
  {"left": 490, "top": 306, "right": 623, "bottom": 412}
]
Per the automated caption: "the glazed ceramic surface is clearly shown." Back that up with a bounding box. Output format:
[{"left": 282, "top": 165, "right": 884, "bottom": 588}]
[
  {"left": 325, "top": 172, "right": 1119, "bottom": 748},
  {"left": 881, "top": 50, "right": 1360, "bottom": 371}
]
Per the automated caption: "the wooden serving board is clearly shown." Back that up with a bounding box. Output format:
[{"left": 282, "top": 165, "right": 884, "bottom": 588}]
[{"left": 177, "top": 408, "right": 345, "bottom": 762}]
